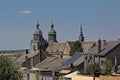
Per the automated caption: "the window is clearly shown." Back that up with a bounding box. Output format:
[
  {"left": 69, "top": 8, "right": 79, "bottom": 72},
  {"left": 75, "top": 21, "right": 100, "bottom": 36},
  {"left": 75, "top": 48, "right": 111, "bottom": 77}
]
[
  {"left": 90, "top": 56, "right": 92, "bottom": 60},
  {"left": 88, "top": 60, "right": 90, "bottom": 63},
  {"left": 101, "top": 60, "right": 104, "bottom": 65},
  {"left": 33, "top": 45, "right": 36, "bottom": 51}
]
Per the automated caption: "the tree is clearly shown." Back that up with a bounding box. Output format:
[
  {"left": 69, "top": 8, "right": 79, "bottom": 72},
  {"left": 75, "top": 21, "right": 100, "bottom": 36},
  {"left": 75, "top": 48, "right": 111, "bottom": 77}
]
[
  {"left": 101, "top": 59, "right": 112, "bottom": 75},
  {"left": 87, "top": 63, "right": 100, "bottom": 76},
  {"left": 69, "top": 41, "right": 83, "bottom": 56},
  {"left": 0, "top": 56, "right": 20, "bottom": 80}
]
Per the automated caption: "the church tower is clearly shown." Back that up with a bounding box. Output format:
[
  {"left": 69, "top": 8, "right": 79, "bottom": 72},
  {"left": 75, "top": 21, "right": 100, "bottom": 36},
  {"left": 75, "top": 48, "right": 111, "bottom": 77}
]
[
  {"left": 33, "top": 22, "right": 42, "bottom": 41},
  {"left": 79, "top": 23, "right": 84, "bottom": 43},
  {"left": 30, "top": 22, "right": 47, "bottom": 51},
  {"left": 48, "top": 22, "right": 57, "bottom": 42}
]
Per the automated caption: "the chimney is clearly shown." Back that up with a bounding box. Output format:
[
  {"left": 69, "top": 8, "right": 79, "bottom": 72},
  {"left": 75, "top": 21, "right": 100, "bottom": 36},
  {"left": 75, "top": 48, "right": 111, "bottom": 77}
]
[
  {"left": 25, "top": 55, "right": 29, "bottom": 68},
  {"left": 25, "top": 49, "right": 28, "bottom": 54},
  {"left": 103, "top": 40, "right": 107, "bottom": 46},
  {"left": 98, "top": 38, "right": 101, "bottom": 53}
]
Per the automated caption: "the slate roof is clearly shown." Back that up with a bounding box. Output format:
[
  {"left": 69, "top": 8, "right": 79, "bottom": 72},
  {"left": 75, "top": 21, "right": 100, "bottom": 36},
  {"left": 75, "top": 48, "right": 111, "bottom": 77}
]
[
  {"left": 46, "top": 42, "right": 66, "bottom": 54},
  {"left": 82, "top": 41, "right": 96, "bottom": 53},
  {"left": 86, "top": 40, "right": 120, "bottom": 56},
  {"left": 99, "top": 40, "right": 120, "bottom": 56},
  {"left": 35, "top": 57, "right": 67, "bottom": 70},
  {"left": 46, "top": 40, "right": 98, "bottom": 56},
  {"left": 16, "top": 51, "right": 39, "bottom": 62},
  {"left": 56, "top": 52, "right": 84, "bottom": 70},
  {"left": 67, "top": 41, "right": 96, "bottom": 53}
]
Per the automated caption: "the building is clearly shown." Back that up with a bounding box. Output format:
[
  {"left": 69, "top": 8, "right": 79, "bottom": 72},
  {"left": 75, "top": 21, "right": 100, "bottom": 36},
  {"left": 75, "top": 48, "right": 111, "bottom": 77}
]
[
  {"left": 17, "top": 22, "right": 48, "bottom": 68},
  {"left": 16, "top": 21, "right": 98, "bottom": 68},
  {"left": 84, "top": 39, "right": 120, "bottom": 73},
  {"left": 16, "top": 21, "right": 120, "bottom": 80}
]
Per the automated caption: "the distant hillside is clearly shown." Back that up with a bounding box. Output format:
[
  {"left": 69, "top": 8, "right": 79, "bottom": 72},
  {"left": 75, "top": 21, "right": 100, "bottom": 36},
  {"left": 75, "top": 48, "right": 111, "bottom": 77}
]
[{"left": 0, "top": 49, "right": 26, "bottom": 54}]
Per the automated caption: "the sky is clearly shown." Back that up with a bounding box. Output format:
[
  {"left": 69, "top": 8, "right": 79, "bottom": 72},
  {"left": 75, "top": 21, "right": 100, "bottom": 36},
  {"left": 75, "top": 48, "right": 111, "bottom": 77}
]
[{"left": 0, "top": 0, "right": 120, "bottom": 50}]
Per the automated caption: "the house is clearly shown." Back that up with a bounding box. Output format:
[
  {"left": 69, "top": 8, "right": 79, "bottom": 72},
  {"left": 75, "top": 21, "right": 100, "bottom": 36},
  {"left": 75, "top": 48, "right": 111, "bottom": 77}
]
[
  {"left": 84, "top": 39, "right": 120, "bottom": 73},
  {"left": 56, "top": 52, "right": 84, "bottom": 72}
]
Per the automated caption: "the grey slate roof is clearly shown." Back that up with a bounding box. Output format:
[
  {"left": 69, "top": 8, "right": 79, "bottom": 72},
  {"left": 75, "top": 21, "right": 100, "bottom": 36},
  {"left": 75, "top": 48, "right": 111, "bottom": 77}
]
[
  {"left": 16, "top": 51, "right": 39, "bottom": 62},
  {"left": 46, "top": 41, "right": 97, "bottom": 55},
  {"left": 56, "top": 52, "right": 84, "bottom": 70},
  {"left": 82, "top": 41, "right": 96, "bottom": 53},
  {"left": 46, "top": 42, "right": 66, "bottom": 54},
  {"left": 35, "top": 57, "right": 67, "bottom": 70},
  {"left": 86, "top": 40, "right": 120, "bottom": 56},
  {"left": 68, "top": 41, "right": 96, "bottom": 53},
  {"left": 33, "top": 28, "right": 42, "bottom": 34},
  {"left": 99, "top": 40, "right": 120, "bottom": 56}
]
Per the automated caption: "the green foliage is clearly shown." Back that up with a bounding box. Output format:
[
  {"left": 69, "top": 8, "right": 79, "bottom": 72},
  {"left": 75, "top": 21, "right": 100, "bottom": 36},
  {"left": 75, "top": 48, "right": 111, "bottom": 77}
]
[
  {"left": 69, "top": 41, "right": 83, "bottom": 56},
  {"left": 87, "top": 63, "right": 100, "bottom": 76},
  {"left": 101, "top": 59, "right": 112, "bottom": 75},
  {"left": 0, "top": 56, "right": 20, "bottom": 80}
]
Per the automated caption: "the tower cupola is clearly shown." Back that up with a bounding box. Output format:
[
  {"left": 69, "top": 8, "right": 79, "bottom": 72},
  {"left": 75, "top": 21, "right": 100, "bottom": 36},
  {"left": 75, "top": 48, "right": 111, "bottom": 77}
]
[
  {"left": 33, "top": 22, "right": 42, "bottom": 35},
  {"left": 48, "top": 22, "right": 57, "bottom": 42},
  {"left": 32, "top": 22, "right": 43, "bottom": 41},
  {"left": 30, "top": 21, "right": 48, "bottom": 51}
]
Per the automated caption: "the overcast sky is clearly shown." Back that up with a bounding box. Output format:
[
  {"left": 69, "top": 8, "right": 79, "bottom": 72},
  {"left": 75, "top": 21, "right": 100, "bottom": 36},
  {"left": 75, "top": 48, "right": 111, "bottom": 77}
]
[{"left": 0, "top": 0, "right": 120, "bottom": 50}]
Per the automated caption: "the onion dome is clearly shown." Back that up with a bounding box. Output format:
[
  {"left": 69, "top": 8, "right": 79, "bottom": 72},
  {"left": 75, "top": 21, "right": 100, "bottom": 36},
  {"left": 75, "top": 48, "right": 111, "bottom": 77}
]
[
  {"left": 33, "top": 22, "right": 42, "bottom": 35},
  {"left": 48, "top": 24, "right": 56, "bottom": 35}
]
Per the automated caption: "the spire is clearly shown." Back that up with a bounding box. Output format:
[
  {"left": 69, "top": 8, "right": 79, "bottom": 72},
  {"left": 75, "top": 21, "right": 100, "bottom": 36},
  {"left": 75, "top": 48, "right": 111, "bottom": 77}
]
[
  {"left": 79, "top": 23, "right": 84, "bottom": 43},
  {"left": 80, "top": 23, "right": 83, "bottom": 34}
]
